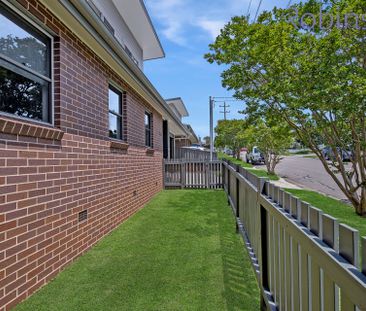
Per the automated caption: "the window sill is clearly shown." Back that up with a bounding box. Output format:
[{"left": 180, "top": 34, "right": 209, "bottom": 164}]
[
  {"left": 146, "top": 148, "right": 155, "bottom": 156},
  {"left": 0, "top": 116, "right": 64, "bottom": 140},
  {"left": 109, "top": 140, "right": 129, "bottom": 150}
]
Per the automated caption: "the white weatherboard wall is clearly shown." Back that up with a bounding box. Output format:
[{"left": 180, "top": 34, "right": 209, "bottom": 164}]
[{"left": 93, "top": 0, "right": 143, "bottom": 69}]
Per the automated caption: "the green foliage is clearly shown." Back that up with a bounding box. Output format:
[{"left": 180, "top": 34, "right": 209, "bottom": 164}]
[
  {"left": 203, "top": 136, "right": 211, "bottom": 146},
  {"left": 206, "top": 0, "right": 366, "bottom": 215},
  {"left": 215, "top": 119, "right": 248, "bottom": 158},
  {"left": 245, "top": 119, "right": 293, "bottom": 174}
]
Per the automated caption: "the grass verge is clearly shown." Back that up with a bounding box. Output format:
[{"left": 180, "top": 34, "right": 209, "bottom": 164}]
[
  {"left": 286, "top": 189, "right": 366, "bottom": 238},
  {"left": 16, "top": 190, "right": 259, "bottom": 311},
  {"left": 218, "top": 152, "right": 280, "bottom": 181}
]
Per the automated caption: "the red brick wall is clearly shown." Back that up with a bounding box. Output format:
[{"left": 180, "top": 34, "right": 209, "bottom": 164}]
[
  {"left": 0, "top": 0, "right": 164, "bottom": 309},
  {"left": 52, "top": 5, "right": 162, "bottom": 148}
]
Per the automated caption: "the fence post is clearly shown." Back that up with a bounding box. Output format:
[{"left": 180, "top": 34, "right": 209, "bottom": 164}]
[
  {"left": 236, "top": 164, "right": 240, "bottom": 233},
  {"left": 205, "top": 162, "right": 209, "bottom": 188},
  {"left": 227, "top": 165, "right": 231, "bottom": 206},
  {"left": 181, "top": 162, "right": 186, "bottom": 189}
]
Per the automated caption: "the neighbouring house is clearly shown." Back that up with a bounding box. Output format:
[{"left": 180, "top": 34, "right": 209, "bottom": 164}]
[
  {"left": 165, "top": 98, "right": 199, "bottom": 159},
  {"left": 0, "top": 0, "right": 191, "bottom": 309}
]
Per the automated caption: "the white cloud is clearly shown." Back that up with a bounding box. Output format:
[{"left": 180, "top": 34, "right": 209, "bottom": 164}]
[
  {"left": 145, "top": 0, "right": 254, "bottom": 45},
  {"left": 145, "top": 0, "right": 188, "bottom": 45},
  {"left": 196, "top": 19, "right": 225, "bottom": 40}
]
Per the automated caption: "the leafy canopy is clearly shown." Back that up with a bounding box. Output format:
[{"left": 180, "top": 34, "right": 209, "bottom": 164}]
[{"left": 206, "top": 0, "right": 366, "bottom": 214}]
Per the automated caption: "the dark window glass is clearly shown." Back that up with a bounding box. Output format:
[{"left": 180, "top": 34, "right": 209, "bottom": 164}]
[
  {"left": 0, "top": 66, "right": 48, "bottom": 120},
  {"left": 145, "top": 112, "right": 152, "bottom": 147},
  {"left": 108, "top": 86, "right": 123, "bottom": 140},
  {"left": 0, "top": 4, "right": 51, "bottom": 123}
]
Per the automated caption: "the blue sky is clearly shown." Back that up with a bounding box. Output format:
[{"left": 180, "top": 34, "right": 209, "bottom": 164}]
[{"left": 144, "top": 0, "right": 294, "bottom": 140}]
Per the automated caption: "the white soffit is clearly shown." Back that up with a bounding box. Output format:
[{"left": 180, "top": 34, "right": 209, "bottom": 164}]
[
  {"left": 166, "top": 98, "right": 189, "bottom": 118},
  {"left": 111, "top": 0, "right": 165, "bottom": 60}
]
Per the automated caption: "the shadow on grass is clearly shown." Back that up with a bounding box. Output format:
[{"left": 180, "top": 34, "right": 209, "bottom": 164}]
[{"left": 217, "top": 204, "right": 260, "bottom": 310}]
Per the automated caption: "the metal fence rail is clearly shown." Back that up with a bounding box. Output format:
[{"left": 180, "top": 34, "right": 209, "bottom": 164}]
[
  {"left": 222, "top": 159, "right": 366, "bottom": 311},
  {"left": 164, "top": 160, "right": 222, "bottom": 189}
]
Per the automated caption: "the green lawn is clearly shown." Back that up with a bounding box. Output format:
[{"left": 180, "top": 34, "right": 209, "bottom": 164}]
[
  {"left": 286, "top": 189, "right": 366, "bottom": 238},
  {"left": 218, "top": 152, "right": 280, "bottom": 181},
  {"left": 16, "top": 190, "right": 259, "bottom": 311}
]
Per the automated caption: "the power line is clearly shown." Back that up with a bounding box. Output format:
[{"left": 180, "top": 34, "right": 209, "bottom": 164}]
[
  {"left": 214, "top": 100, "right": 242, "bottom": 103},
  {"left": 209, "top": 96, "right": 247, "bottom": 160},
  {"left": 247, "top": 0, "right": 253, "bottom": 17},
  {"left": 254, "top": 0, "right": 263, "bottom": 22},
  {"left": 219, "top": 102, "right": 230, "bottom": 120}
]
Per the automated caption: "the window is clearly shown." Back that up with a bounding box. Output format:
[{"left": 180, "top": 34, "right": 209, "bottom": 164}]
[
  {"left": 0, "top": 4, "right": 52, "bottom": 123},
  {"left": 108, "top": 85, "right": 123, "bottom": 140},
  {"left": 145, "top": 112, "right": 152, "bottom": 147}
]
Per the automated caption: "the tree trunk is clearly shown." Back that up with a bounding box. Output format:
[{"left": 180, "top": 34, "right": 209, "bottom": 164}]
[
  {"left": 356, "top": 188, "right": 366, "bottom": 217},
  {"left": 265, "top": 153, "right": 271, "bottom": 174},
  {"left": 236, "top": 150, "right": 240, "bottom": 160},
  {"left": 265, "top": 154, "right": 277, "bottom": 175}
]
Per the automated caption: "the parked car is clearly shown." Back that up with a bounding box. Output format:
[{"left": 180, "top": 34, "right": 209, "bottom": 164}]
[
  {"left": 246, "top": 146, "right": 265, "bottom": 164},
  {"left": 321, "top": 146, "right": 353, "bottom": 162},
  {"left": 185, "top": 145, "right": 206, "bottom": 151},
  {"left": 224, "top": 148, "right": 234, "bottom": 156}
]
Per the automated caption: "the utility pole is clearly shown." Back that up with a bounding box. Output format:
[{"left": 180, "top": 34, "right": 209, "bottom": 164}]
[
  {"left": 219, "top": 102, "right": 230, "bottom": 120},
  {"left": 209, "top": 96, "right": 244, "bottom": 162}
]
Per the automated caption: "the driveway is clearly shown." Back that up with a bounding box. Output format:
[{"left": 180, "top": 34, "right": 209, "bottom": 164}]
[{"left": 270, "top": 155, "right": 348, "bottom": 201}]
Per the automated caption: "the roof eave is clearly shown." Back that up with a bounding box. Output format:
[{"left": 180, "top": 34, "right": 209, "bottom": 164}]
[
  {"left": 165, "top": 98, "right": 189, "bottom": 118},
  {"left": 111, "top": 0, "right": 165, "bottom": 61},
  {"left": 52, "top": 0, "right": 188, "bottom": 136}
]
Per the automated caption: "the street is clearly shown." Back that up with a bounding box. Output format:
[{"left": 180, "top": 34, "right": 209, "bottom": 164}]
[{"left": 272, "top": 155, "right": 348, "bottom": 201}]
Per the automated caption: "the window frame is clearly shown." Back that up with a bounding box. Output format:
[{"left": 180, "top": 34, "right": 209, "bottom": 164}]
[
  {"left": 108, "top": 84, "right": 124, "bottom": 141},
  {"left": 145, "top": 111, "right": 152, "bottom": 148},
  {"left": 0, "top": 1, "right": 54, "bottom": 125}
]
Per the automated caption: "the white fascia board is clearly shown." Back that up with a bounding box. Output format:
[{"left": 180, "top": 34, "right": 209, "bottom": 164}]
[
  {"left": 111, "top": 0, "right": 165, "bottom": 61},
  {"left": 166, "top": 98, "right": 189, "bottom": 118}
]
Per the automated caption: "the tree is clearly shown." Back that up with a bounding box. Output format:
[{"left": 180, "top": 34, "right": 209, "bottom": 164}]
[
  {"left": 215, "top": 119, "right": 247, "bottom": 159},
  {"left": 246, "top": 119, "right": 293, "bottom": 175},
  {"left": 205, "top": 0, "right": 366, "bottom": 215},
  {"left": 203, "top": 136, "right": 211, "bottom": 147}
]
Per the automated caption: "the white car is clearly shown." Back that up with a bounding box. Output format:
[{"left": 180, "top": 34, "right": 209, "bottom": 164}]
[
  {"left": 184, "top": 145, "right": 207, "bottom": 151},
  {"left": 246, "top": 146, "right": 265, "bottom": 164}
]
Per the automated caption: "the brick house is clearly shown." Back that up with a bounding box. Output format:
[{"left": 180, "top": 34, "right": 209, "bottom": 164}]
[
  {"left": 0, "top": 0, "right": 192, "bottom": 309},
  {"left": 165, "top": 98, "right": 199, "bottom": 159}
]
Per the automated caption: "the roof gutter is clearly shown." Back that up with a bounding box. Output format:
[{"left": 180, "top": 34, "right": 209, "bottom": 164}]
[{"left": 58, "top": 0, "right": 189, "bottom": 136}]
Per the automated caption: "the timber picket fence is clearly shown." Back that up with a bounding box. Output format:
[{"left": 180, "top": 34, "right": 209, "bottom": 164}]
[
  {"left": 175, "top": 147, "right": 217, "bottom": 161},
  {"left": 164, "top": 160, "right": 222, "bottom": 189},
  {"left": 164, "top": 158, "right": 366, "bottom": 310}
]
